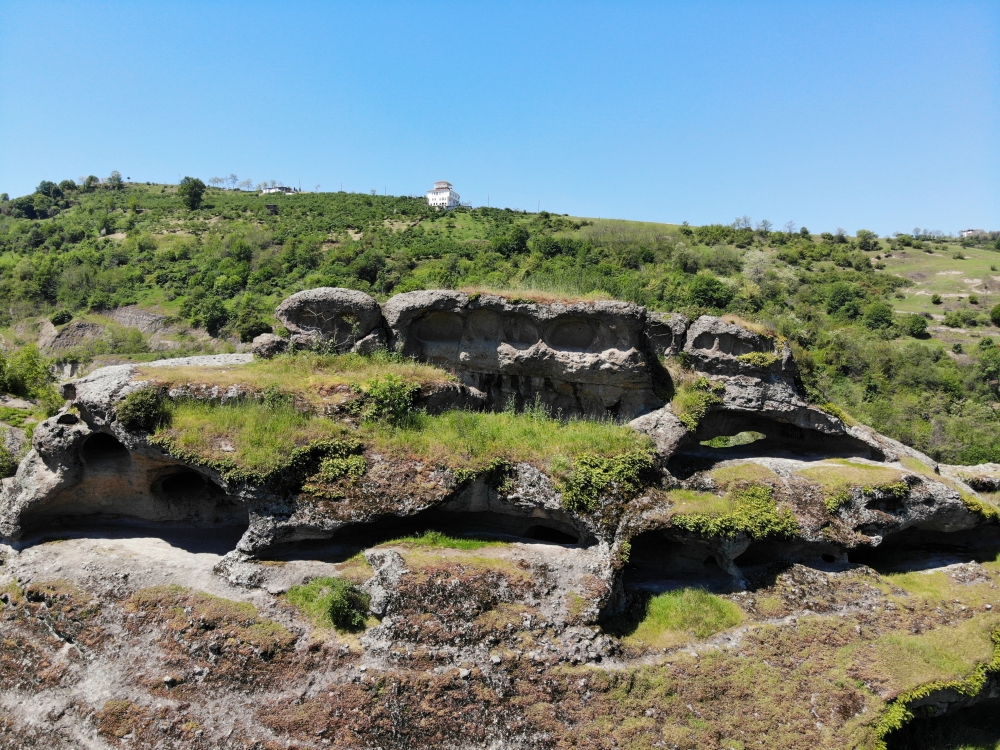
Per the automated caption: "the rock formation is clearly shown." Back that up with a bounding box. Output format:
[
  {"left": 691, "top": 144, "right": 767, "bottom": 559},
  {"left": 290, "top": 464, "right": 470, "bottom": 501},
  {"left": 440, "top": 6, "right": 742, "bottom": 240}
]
[{"left": 2, "top": 289, "right": 999, "bottom": 748}]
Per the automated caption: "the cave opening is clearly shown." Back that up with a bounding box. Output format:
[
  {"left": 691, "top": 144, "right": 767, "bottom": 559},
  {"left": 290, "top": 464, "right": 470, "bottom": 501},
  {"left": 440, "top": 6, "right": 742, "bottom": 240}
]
[
  {"left": 683, "top": 411, "right": 883, "bottom": 460},
  {"left": 81, "top": 432, "right": 131, "bottom": 465},
  {"left": 623, "top": 530, "right": 736, "bottom": 593},
  {"left": 847, "top": 526, "right": 1000, "bottom": 573}
]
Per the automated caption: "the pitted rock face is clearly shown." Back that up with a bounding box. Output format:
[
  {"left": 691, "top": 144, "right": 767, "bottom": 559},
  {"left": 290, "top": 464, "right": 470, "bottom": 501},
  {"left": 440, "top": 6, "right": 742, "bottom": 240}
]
[
  {"left": 683, "top": 315, "right": 794, "bottom": 376},
  {"left": 275, "top": 287, "right": 384, "bottom": 352},
  {"left": 382, "top": 291, "right": 662, "bottom": 419}
]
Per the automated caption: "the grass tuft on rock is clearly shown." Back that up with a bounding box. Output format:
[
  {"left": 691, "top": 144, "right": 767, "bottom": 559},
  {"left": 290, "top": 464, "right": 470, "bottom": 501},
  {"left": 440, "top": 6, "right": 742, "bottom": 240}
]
[
  {"left": 154, "top": 398, "right": 348, "bottom": 474},
  {"left": 626, "top": 588, "right": 742, "bottom": 650},
  {"left": 670, "top": 483, "right": 798, "bottom": 539},
  {"left": 381, "top": 529, "right": 508, "bottom": 550},
  {"left": 286, "top": 577, "right": 370, "bottom": 632},
  {"left": 140, "top": 350, "right": 451, "bottom": 408},
  {"left": 364, "top": 406, "right": 653, "bottom": 474}
]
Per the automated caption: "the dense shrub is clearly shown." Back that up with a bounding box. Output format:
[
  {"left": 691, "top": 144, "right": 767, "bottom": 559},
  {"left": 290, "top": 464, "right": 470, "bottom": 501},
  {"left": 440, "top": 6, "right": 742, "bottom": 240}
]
[
  {"left": 116, "top": 387, "right": 171, "bottom": 432},
  {"left": 350, "top": 374, "right": 419, "bottom": 426},
  {"left": 286, "top": 577, "right": 369, "bottom": 632}
]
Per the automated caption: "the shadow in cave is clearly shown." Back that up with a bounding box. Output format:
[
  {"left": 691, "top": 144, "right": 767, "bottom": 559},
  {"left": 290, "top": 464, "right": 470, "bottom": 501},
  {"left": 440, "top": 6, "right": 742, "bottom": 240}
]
[
  {"left": 847, "top": 526, "right": 1000, "bottom": 573},
  {"left": 623, "top": 529, "right": 737, "bottom": 595},
  {"left": 19, "top": 521, "right": 249, "bottom": 556},
  {"left": 884, "top": 697, "right": 1000, "bottom": 750},
  {"left": 678, "top": 410, "right": 884, "bottom": 463},
  {"left": 262, "top": 506, "right": 587, "bottom": 564}
]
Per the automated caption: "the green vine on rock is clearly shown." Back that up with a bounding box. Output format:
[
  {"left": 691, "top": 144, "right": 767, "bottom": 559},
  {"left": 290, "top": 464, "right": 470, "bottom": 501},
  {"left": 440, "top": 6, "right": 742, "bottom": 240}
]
[
  {"left": 560, "top": 450, "right": 656, "bottom": 513},
  {"left": 671, "top": 483, "right": 798, "bottom": 540},
  {"left": 672, "top": 376, "right": 726, "bottom": 431},
  {"left": 453, "top": 458, "right": 515, "bottom": 492},
  {"left": 874, "top": 627, "right": 1000, "bottom": 747}
]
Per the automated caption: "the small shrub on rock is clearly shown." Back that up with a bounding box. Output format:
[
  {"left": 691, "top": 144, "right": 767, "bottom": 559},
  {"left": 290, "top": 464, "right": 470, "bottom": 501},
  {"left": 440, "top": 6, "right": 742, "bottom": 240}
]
[
  {"left": 286, "top": 576, "right": 369, "bottom": 632},
  {"left": 117, "top": 387, "right": 171, "bottom": 432},
  {"left": 49, "top": 310, "right": 73, "bottom": 326},
  {"left": 0, "top": 443, "right": 16, "bottom": 478},
  {"left": 349, "top": 374, "right": 419, "bottom": 426},
  {"left": 560, "top": 450, "right": 656, "bottom": 512}
]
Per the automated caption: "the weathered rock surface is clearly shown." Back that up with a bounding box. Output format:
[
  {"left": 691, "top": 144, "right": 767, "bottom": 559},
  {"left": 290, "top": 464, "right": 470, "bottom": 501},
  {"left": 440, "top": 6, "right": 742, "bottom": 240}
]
[
  {"left": 250, "top": 331, "right": 288, "bottom": 359},
  {"left": 104, "top": 304, "right": 167, "bottom": 333},
  {"left": 37, "top": 319, "right": 104, "bottom": 350},
  {"left": 276, "top": 287, "right": 385, "bottom": 352},
  {"left": 383, "top": 290, "right": 665, "bottom": 419}
]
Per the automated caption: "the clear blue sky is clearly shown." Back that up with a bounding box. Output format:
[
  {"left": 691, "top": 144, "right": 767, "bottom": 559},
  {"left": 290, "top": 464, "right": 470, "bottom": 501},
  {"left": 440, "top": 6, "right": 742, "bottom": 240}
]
[{"left": 1, "top": 1, "right": 997, "bottom": 235}]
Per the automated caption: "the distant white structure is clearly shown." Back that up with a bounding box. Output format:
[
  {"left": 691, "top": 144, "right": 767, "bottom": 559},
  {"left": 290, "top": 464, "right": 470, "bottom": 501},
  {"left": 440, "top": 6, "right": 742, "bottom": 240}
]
[
  {"left": 426, "top": 181, "right": 461, "bottom": 209},
  {"left": 960, "top": 228, "right": 986, "bottom": 238},
  {"left": 261, "top": 186, "right": 300, "bottom": 195}
]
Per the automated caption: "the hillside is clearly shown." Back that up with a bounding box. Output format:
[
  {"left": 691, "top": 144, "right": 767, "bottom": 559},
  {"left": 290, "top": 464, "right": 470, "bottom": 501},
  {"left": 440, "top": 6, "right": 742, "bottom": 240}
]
[{"left": 2, "top": 177, "right": 1000, "bottom": 471}]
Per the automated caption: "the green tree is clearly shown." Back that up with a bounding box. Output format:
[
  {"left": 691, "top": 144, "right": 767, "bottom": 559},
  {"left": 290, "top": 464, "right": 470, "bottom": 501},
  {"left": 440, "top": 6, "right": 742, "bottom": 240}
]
[
  {"left": 902, "top": 314, "right": 928, "bottom": 338},
  {"left": 107, "top": 170, "right": 124, "bottom": 190},
  {"left": 688, "top": 275, "right": 734, "bottom": 309},
  {"left": 990, "top": 303, "right": 1000, "bottom": 326},
  {"left": 177, "top": 177, "right": 206, "bottom": 210},
  {"left": 862, "top": 301, "right": 895, "bottom": 330},
  {"left": 856, "top": 229, "right": 879, "bottom": 252}
]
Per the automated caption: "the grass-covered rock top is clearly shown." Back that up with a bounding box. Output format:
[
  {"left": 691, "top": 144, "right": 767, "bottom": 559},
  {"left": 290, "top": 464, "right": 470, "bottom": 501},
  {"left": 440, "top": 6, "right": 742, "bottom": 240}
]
[{"left": 136, "top": 351, "right": 654, "bottom": 500}]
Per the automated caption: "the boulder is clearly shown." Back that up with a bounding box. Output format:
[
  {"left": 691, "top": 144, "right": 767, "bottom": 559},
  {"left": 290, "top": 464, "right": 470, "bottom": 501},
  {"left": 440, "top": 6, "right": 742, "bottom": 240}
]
[
  {"left": 275, "top": 287, "right": 385, "bottom": 352},
  {"left": 251, "top": 332, "right": 288, "bottom": 359},
  {"left": 682, "top": 316, "right": 793, "bottom": 376}
]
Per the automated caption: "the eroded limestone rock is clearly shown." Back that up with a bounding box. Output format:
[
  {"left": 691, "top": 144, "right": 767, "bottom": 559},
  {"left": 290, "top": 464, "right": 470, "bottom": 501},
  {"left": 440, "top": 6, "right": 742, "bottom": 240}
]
[
  {"left": 383, "top": 290, "right": 664, "bottom": 419},
  {"left": 275, "top": 287, "right": 385, "bottom": 352}
]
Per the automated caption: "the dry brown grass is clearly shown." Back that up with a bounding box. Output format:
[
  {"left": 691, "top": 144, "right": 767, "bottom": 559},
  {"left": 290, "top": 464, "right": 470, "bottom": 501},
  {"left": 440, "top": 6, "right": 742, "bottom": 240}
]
[
  {"left": 720, "top": 314, "right": 777, "bottom": 337},
  {"left": 458, "top": 285, "right": 613, "bottom": 304}
]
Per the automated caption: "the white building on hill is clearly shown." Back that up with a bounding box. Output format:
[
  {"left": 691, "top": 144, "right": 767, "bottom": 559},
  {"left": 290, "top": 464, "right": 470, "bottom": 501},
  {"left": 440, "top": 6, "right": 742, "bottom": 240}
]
[{"left": 427, "top": 181, "right": 460, "bottom": 209}]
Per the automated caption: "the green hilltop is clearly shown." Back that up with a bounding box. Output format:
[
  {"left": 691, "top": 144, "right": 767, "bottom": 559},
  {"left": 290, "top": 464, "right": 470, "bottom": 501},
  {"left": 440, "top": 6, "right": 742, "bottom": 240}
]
[{"left": 1, "top": 176, "right": 1000, "bottom": 465}]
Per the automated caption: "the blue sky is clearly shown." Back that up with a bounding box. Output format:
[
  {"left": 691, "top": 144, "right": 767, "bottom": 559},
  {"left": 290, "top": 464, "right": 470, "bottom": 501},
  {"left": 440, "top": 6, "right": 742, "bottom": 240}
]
[{"left": 1, "top": 1, "right": 997, "bottom": 235}]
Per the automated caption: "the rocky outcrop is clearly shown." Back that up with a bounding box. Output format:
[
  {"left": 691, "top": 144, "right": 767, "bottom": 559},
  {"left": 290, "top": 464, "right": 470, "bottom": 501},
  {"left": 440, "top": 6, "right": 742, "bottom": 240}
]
[
  {"left": 1, "top": 293, "right": 996, "bottom": 619},
  {"left": 276, "top": 287, "right": 386, "bottom": 353},
  {"left": 37, "top": 320, "right": 104, "bottom": 351},
  {"left": 381, "top": 290, "right": 665, "bottom": 419},
  {"left": 104, "top": 305, "right": 167, "bottom": 334}
]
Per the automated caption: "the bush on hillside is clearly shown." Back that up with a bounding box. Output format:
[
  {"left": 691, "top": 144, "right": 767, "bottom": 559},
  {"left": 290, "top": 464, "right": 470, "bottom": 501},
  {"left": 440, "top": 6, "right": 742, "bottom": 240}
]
[{"left": 117, "top": 387, "right": 171, "bottom": 433}]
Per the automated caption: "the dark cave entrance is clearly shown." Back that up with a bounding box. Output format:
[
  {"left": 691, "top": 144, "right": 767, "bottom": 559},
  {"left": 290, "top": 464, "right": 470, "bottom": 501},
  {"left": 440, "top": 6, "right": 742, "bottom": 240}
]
[
  {"left": 81, "top": 432, "right": 131, "bottom": 467},
  {"left": 846, "top": 525, "right": 1000, "bottom": 573},
  {"left": 623, "top": 530, "right": 736, "bottom": 593},
  {"left": 681, "top": 411, "right": 883, "bottom": 460}
]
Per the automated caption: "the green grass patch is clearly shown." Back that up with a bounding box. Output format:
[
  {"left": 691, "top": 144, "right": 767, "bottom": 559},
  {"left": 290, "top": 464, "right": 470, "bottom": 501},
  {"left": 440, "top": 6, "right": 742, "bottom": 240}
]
[
  {"left": 379, "top": 529, "right": 507, "bottom": 551},
  {"left": 285, "top": 576, "right": 370, "bottom": 632},
  {"left": 140, "top": 350, "right": 452, "bottom": 408},
  {"left": 363, "top": 406, "right": 653, "bottom": 473},
  {"left": 670, "top": 483, "right": 798, "bottom": 539},
  {"left": 625, "top": 588, "right": 742, "bottom": 650},
  {"left": 665, "top": 488, "right": 735, "bottom": 517},
  {"left": 709, "top": 462, "right": 778, "bottom": 489},
  {"left": 154, "top": 398, "right": 349, "bottom": 475},
  {"left": 798, "top": 459, "right": 907, "bottom": 511},
  {"left": 670, "top": 376, "right": 725, "bottom": 431}
]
